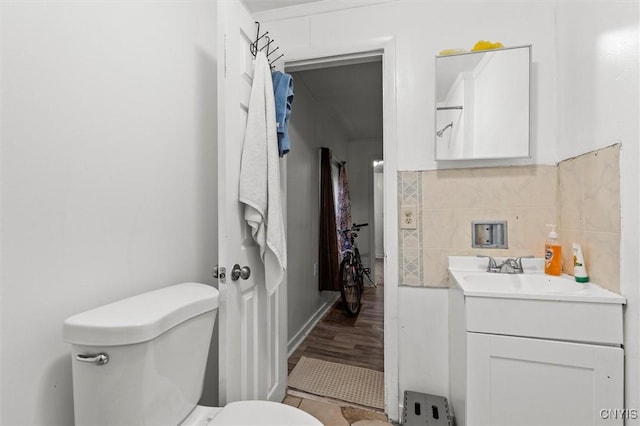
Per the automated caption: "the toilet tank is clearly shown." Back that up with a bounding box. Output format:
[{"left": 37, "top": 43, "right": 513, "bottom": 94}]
[{"left": 63, "top": 283, "right": 219, "bottom": 426}]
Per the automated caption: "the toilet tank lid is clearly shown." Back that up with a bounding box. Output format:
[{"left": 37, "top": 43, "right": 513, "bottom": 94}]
[{"left": 63, "top": 283, "right": 219, "bottom": 346}]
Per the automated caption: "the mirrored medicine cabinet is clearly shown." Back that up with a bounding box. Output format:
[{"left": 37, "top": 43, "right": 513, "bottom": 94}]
[{"left": 435, "top": 45, "right": 531, "bottom": 161}]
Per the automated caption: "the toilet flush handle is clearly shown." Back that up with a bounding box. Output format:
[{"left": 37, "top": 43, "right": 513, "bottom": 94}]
[{"left": 76, "top": 353, "right": 109, "bottom": 366}]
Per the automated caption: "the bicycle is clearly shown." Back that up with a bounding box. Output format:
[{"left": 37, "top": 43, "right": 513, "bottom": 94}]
[{"left": 338, "top": 223, "right": 374, "bottom": 316}]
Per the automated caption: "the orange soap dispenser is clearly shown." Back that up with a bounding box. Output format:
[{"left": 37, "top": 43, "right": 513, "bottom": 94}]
[{"left": 544, "top": 224, "right": 562, "bottom": 276}]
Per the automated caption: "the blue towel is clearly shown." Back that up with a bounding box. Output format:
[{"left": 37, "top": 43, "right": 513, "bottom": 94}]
[{"left": 271, "top": 71, "right": 294, "bottom": 157}]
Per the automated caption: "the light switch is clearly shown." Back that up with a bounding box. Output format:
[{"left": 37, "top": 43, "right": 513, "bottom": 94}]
[{"left": 400, "top": 205, "right": 418, "bottom": 229}]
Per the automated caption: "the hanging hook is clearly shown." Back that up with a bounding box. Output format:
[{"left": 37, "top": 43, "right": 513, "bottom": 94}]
[
  {"left": 250, "top": 20, "right": 284, "bottom": 67},
  {"left": 269, "top": 53, "right": 284, "bottom": 69},
  {"left": 267, "top": 45, "right": 280, "bottom": 57},
  {"left": 250, "top": 22, "right": 260, "bottom": 57},
  {"left": 250, "top": 21, "right": 269, "bottom": 58},
  {"left": 260, "top": 36, "right": 275, "bottom": 54}
]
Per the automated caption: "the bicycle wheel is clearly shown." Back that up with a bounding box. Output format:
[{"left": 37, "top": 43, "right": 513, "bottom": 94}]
[{"left": 339, "top": 257, "right": 362, "bottom": 317}]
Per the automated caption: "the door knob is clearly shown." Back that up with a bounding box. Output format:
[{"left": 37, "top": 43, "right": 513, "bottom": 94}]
[{"left": 231, "top": 264, "right": 251, "bottom": 281}]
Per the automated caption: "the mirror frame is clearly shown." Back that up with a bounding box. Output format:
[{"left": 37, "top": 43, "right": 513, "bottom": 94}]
[{"left": 434, "top": 45, "right": 532, "bottom": 161}]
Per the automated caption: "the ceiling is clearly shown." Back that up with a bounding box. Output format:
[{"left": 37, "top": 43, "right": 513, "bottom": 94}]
[
  {"left": 243, "top": 0, "right": 323, "bottom": 13},
  {"left": 290, "top": 60, "right": 383, "bottom": 141}
]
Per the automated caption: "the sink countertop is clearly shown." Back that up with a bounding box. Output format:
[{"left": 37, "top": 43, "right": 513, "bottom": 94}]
[{"left": 448, "top": 256, "right": 625, "bottom": 305}]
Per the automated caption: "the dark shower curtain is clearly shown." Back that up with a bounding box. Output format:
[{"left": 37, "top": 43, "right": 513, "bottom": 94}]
[{"left": 318, "top": 148, "right": 340, "bottom": 291}]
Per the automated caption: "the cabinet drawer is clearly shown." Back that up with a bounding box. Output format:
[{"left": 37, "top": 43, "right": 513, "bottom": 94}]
[{"left": 465, "top": 296, "right": 623, "bottom": 345}]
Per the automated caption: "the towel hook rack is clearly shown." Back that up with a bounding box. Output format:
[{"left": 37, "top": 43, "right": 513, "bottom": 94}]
[{"left": 250, "top": 21, "right": 284, "bottom": 69}]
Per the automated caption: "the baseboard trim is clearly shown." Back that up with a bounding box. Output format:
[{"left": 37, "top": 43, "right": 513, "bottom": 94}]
[{"left": 287, "top": 293, "right": 340, "bottom": 357}]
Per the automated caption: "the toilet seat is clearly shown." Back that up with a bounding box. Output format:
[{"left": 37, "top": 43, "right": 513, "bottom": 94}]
[{"left": 181, "top": 401, "right": 322, "bottom": 426}]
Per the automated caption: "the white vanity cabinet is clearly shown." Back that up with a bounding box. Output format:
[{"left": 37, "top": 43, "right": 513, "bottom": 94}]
[
  {"left": 466, "top": 332, "right": 623, "bottom": 426},
  {"left": 448, "top": 257, "right": 625, "bottom": 426}
]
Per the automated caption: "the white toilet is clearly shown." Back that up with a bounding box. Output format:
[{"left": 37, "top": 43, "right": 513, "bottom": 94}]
[{"left": 63, "top": 282, "right": 321, "bottom": 425}]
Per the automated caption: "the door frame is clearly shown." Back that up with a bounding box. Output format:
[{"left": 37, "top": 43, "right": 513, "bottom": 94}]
[
  {"left": 370, "top": 157, "right": 384, "bottom": 270},
  {"left": 283, "top": 38, "right": 400, "bottom": 421}
]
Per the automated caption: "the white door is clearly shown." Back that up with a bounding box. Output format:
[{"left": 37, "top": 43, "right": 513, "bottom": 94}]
[{"left": 216, "top": 0, "right": 287, "bottom": 405}]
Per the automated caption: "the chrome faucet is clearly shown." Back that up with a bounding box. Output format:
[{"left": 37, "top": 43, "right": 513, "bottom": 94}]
[
  {"left": 477, "top": 255, "right": 534, "bottom": 274},
  {"left": 477, "top": 254, "right": 498, "bottom": 271}
]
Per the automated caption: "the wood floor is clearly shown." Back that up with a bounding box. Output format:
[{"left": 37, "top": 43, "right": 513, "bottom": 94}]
[{"left": 288, "top": 261, "right": 384, "bottom": 374}]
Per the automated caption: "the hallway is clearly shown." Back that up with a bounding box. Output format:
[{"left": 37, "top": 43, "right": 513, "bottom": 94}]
[
  {"left": 284, "top": 260, "right": 387, "bottom": 425},
  {"left": 288, "top": 259, "right": 384, "bottom": 374},
  {"left": 288, "top": 287, "right": 384, "bottom": 375}
]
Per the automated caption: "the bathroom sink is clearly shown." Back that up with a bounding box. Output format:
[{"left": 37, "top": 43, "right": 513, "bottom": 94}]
[
  {"left": 454, "top": 271, "right": 622, "bottom": 303},
  {"left": 448, "top": 256, "right": 625, "bottom": 425},
  {"left": 448, "top": 256, "right": 625, "bottom": 345}
]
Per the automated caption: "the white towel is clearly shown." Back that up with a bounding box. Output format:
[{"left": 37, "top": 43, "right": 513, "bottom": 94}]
[{"left": 239, "top": 52, "right": 287, "bottom": 295}]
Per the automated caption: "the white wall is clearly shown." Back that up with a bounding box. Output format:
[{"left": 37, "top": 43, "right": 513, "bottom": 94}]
[
  {"left": 260, "top": 0, "right": 639, "bottom": 418},
  {"left": 286, "top": 72, "right": 349, "bottom": 349},
  {"left": 554, "top": 2, "right": 640, "bottom": 419},
  {"left": 346, "top": 138, "right": 383, "bottom": 273},
  {"left": 398, "top": 287, "right": 450, "bottom": 398},
  {"left": 261, "top": 1, "right": 559, "bottom": 171},
  {"left": 1, "top": 2, "right": 218, "bottom": 424}
]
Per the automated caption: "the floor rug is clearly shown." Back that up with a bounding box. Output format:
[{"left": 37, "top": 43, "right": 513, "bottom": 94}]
[{"left": 288, "top": 356, "right": 384, "bottom": 410}]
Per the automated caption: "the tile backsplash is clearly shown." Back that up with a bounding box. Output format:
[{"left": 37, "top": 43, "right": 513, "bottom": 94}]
[
  {"left": 398, "top": 172, "right": 423, "bottom": 286},
  {"left": 398, "top": 144, "right": 621, "bottom": 291},
  {"left": 558, "top": 144, "right": 621, "bottom": 292}
]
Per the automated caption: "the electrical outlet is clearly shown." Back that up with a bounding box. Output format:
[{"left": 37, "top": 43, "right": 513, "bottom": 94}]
[
  {"left": 313, "top": 262, "right": 318, "bottom": 276},
  {"left": 400, "top": 205, "right": 417, "bottom": 229}
]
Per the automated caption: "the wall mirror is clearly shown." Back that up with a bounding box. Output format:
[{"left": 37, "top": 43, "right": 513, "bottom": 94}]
[{"left": 435, "top": 45, "right": 531, "bottom": 161}]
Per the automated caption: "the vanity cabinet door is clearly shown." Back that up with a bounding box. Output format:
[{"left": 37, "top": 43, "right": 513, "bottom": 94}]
[{"left": 466, "top": 332, "right": 623, "bottom": 426}]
